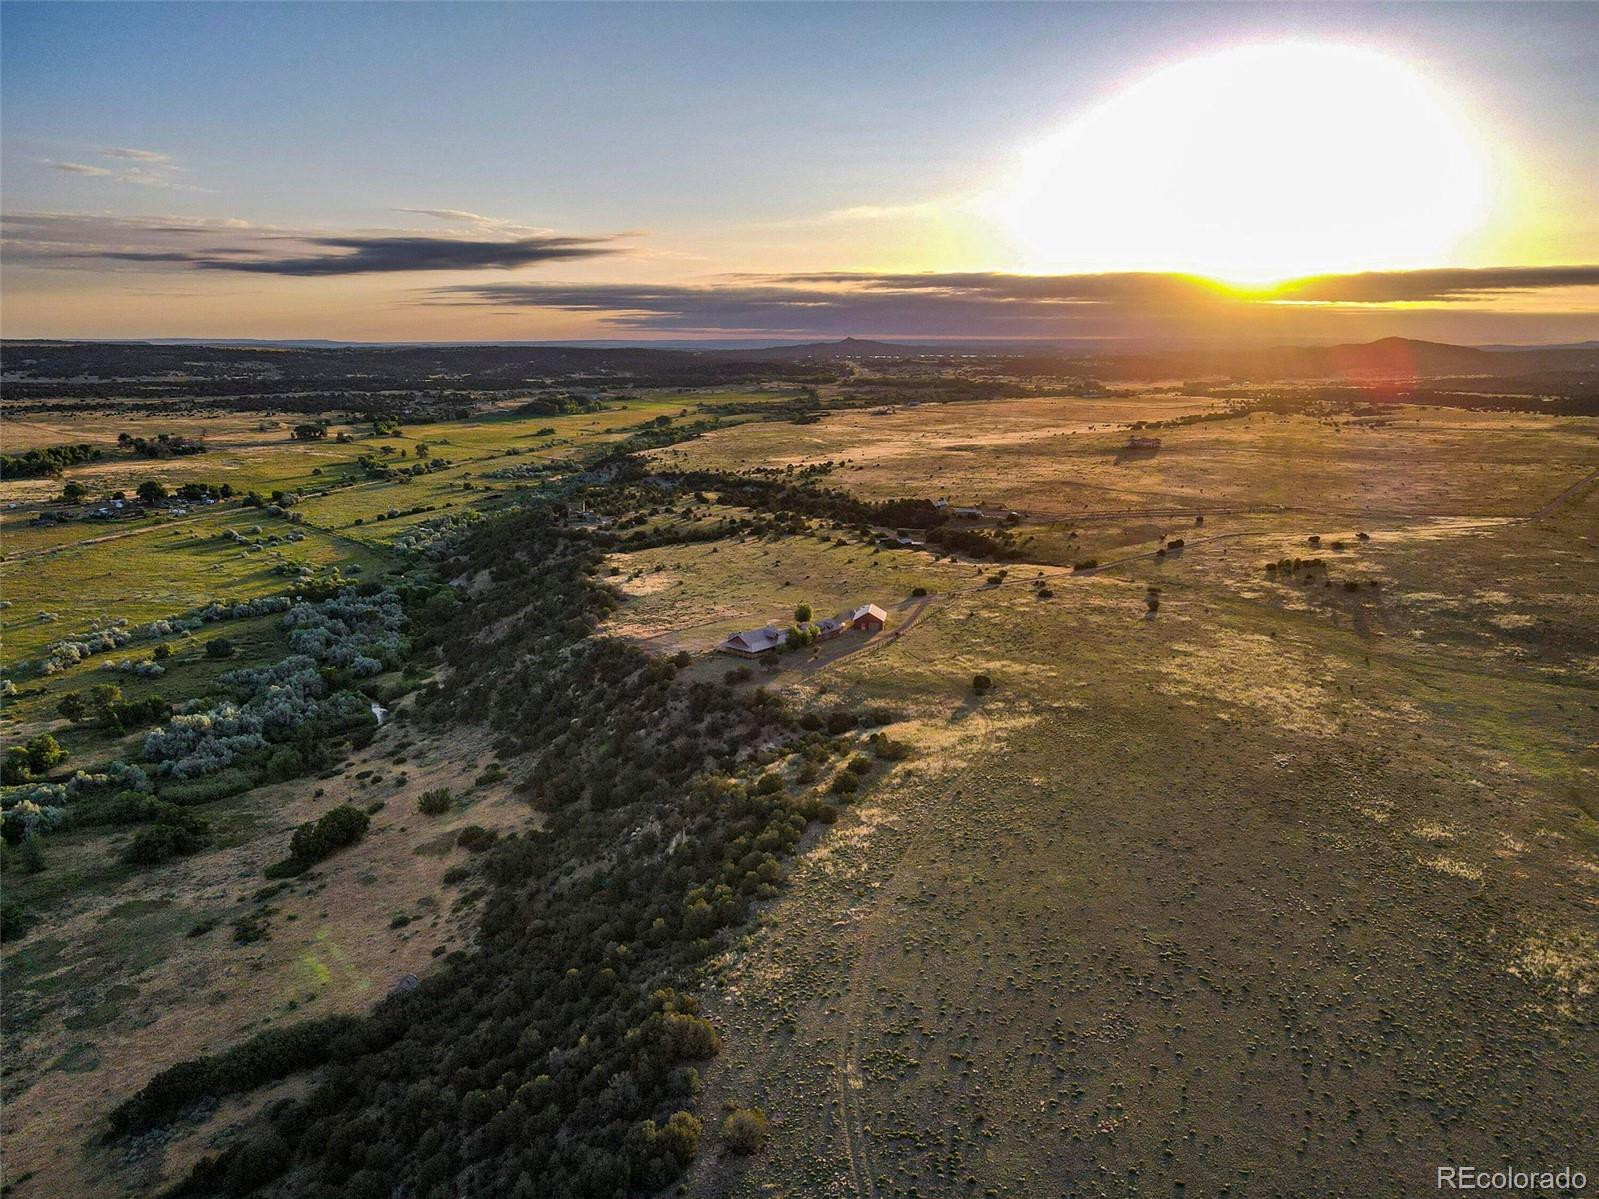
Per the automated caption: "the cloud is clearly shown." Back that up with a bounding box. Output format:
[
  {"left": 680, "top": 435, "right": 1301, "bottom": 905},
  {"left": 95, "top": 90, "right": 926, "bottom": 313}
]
[
  {"left": 33, "top": 148, "right": 208, "bottom": 191},
  {"left": 41, "top": 160, "right": 114, "bottom": 177},
  {"left": 397, "top": 208, "right": 496, "bottom": 225},
  {"left": 1263, "top": 266, "right": 1599, "bottom": 303},
  {"left": 2, "top": 212, "right": 623, "bottom": 276},
  {"left": 432, "top": 266, "right": 1599, "bottom": 337},
  {"left": 103, "top": 234, "right": 621, "bottom": 275},
  {"left": 98, "top": 147, "right": 173, "bottom": 163}
]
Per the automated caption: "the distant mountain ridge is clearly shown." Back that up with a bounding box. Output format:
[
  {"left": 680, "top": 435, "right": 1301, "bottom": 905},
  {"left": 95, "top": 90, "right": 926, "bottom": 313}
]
[{"left": 4, "top": 334, "right": 1596, "bottom": 384}]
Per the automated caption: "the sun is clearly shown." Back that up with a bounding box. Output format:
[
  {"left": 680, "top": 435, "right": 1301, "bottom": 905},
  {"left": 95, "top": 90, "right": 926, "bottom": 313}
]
[{"left": 988, "top": 42, "right": 1495, "bottom": 285}]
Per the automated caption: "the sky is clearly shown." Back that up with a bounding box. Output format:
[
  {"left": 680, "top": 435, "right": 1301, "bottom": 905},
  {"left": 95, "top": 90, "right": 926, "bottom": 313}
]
[{"left": 2, "top": 1, "right": 1596, "bottom": 345}]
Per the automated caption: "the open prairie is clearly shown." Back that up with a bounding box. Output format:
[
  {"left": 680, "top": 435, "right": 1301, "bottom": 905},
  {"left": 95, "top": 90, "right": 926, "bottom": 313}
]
[
  {"left": 624, "top": 398, "right": 1599, "bottom": 1197},
  {"left": 3, "top": 372, "right": 1595, "bottom": 1199}
]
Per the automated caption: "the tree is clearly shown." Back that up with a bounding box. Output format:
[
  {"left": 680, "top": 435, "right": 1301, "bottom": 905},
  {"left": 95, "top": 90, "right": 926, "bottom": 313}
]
[
  {"left": 136, "top": 480, "right": 168, "bottom": 505},
  {"left": 793, "top": 603, "right": 812, "bottom": 622},
  {"left": 25, "top": 734, "right": 65, "bottom": 774},
  {"left": 57, "top": 692, "right": 89, "bottom": 723},
  {"left": 972, "top": 673, "right": 994, "bottom": 694},
  {"left": 293, "top": 422, "right": 328, "bottom": 441},
  {"left": 13, "top": 834, "right": 47, "bottom": 875},
  {"left": 61, "top": 480, "right": 88, "bottom": 504},
  {"left": 124, "top": 817, "right": 208, "bottom": 866},
  {"left": 89, "top": 682, "right": 124, "bottom": 724},
  {"left": 415, "top": 443, "right": 430, "bottom": 459},
  {"left": 659, "top": 1111, "right": 702, "bottom": 1167},
  {"left": 205, "top": 637, "right": 237, "bottom": 659},
  {"left": 2, "top": 748, "right": 32, "bottom": 784},
  {"left": 722, "top": 1107, "right": 768, "bottom": 1155}
]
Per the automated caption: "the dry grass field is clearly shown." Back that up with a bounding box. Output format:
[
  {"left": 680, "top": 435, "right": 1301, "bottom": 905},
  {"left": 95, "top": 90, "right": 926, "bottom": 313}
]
[
  {"left": 618, "top": 399, "right": 1599, "bottom": 1197},
  {"left": 654, "top": 400, "right": 1599, "bottom": 520},
  {"left": 3, "top": 384, "right": 1594, "bottom": 1197}
]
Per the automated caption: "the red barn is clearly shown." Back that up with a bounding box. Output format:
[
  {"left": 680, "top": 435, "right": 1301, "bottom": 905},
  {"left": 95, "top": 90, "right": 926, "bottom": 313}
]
[{"left": 848, "top": 603, "right": 887, "bottom": 633}]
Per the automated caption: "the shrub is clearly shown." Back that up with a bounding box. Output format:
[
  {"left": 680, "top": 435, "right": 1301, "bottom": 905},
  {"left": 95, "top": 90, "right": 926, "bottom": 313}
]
[
  {"left": 723, "top": 666, "right": 752, "bottom": 684},
  {"left": 2, "top": 747, "right": 33, "bottom": 784},
  {"left": 124, "top": 814, "right": 209, "bottom": 866},
  {"left": 266, "top": 744, "right": 305, "bottom": 781},
  {"left": 754, "top": 773, "right": 784, "bottom": 795},
  {"left": 829, "top": 771, "right": 859, "bottom": 796},
  {"left": 205, "top": 637, "right": 237, "bottom": 660},
  {"left": 2, "top": 898, "right": 30, "bottom": 942},
  {"left": 457, "top": 825, "right": 498, "bottom": 853},
  {"left": 233, "top": 911, "right": 271, "bottom": 943},
  {"left": 418, "top": 788, "right": 452, "bottom": 815},
  {"left": 722, "top": 1107, "right": 769, "bottom": 1155},
  {"left": 972, "top": 673, "right": 994, "bottom": 694},
  {"left": 869, "top": 733, "right": 909, "bottom": 761},
  {"left": 911, "top": 586, "right": 928, "bottom": 597},
  {"left": 265, "top": 804, "right": 369, "bottom": 877},
  {"left": 107, "top": 1015, "right": 362, "bottom": 1134},
  {"left": 825, "top": 710, "right": 857, "bottom": 735},
  {"left": 24, "top": 733, "right": 65, "bottom": 774},
  {"left": 11, "top": 834, "right": 48, "bottom": 874},
  {"left": 158, "top": 767, "right": 258, "bottom": 807},
  {"left": 798, "top": 799, "right": 840, "bottom": 824},
  {"left": 846, "top": 756, "right": 873, "bottom": 776}
]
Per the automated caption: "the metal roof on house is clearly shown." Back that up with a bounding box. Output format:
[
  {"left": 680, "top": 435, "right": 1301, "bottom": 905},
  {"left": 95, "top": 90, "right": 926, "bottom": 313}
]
[{"left": 722, "top": 622, "right": 784, "bottom": 653}]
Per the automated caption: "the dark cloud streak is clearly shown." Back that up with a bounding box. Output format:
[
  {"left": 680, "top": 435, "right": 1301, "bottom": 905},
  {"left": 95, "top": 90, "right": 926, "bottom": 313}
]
[
  {"left": 98, "top": 234, "right": 620, "bottom": 276},
  {"left": 434, "top": 266, "right": 1599, "bottom": 337}
]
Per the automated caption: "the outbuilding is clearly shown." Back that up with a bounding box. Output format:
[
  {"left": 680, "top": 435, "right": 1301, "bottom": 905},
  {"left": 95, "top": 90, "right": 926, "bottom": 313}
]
[
  {"left": 815, "top": 616, "right": 849, "bottom": 641},
  {"left": 848, "top": 603, "right": 887, "bottom": 633}
]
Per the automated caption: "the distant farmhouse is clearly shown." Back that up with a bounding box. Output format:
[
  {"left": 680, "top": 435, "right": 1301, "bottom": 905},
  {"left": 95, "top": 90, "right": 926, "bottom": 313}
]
[
  {"left": 717, "top": 601, "right": 887, "bottom": 658},
  {"left": 718, "top": 623, "right": 785, "bottom": 658},
  {"left": 1127, "top": 435, "right": 1163, "bottom": 450}
]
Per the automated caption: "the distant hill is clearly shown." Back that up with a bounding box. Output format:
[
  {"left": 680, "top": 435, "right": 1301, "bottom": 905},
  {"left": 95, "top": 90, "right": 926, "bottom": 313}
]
[
  {"left": 1076, "top": 337, "right": 1599, "bottom": 382},
  {"left": 711, "top": 335, "right": 1599, "bottom": 377},
  {"left": 1476, "top": 340, "right": 1599, "bottom": 353},
  {"left": 5, "top": 336, "right": 1595, "bottom": 395},
  {"left": 708, "top": 337, "right": 934, "bottom": 360}
]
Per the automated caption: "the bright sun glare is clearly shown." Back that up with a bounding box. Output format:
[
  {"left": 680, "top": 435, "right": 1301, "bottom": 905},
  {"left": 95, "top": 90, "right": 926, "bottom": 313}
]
[{"left": 990, "top": 43, "right": 1495, "bottom": 284}]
